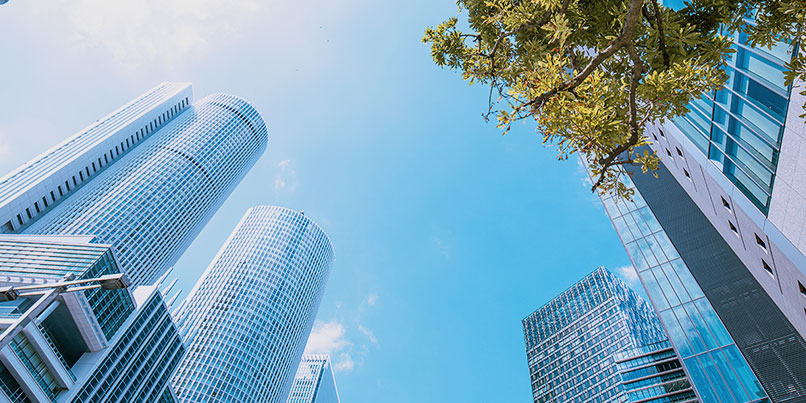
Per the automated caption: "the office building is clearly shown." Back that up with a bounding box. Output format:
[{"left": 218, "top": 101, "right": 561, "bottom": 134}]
[
  {"left": 0, "top": 82, "right": 269, "bottom": 286},
  {"left": 172, "top": 206, "right": 334, "bottom": 403},
  {"left": 522, "top": 267, "right": 670, "bottom": 402},
  {"left": 0, "top": 235, "right": 183, "bottom": 402},
  {"left": 589, "top": 4, "right": 806, "bottom": 402},
  {"left": 614, "top": 340, "right": 697, "bottom": 402},
  {"left": 287, "top": 354, "right": 340, "bottom": 403}
]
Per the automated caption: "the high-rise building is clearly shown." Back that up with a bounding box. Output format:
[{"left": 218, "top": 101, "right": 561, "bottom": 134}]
[
  {"left": 287, "top": 354, "right": 340, "bottom": 403},
  {"left": 2, "top": 82, "right": 269, "bottom": 286},
  {"left": 0, "top": 82, "right": 192, "bottom": 234},
  {"left": 171, "top": 206, "right": 334, "bottom": 403},
  {"left": 588, "top": 3, "right": 806, "bottom": 402},
  {"left": 522, "top": 267, "right": 672, "bottom": 403},
  {"left": 0, "top": 235, "right": 183, "bottom": 402},
  {"left": 0, "top": 81, "right": 268, "bottom": 402}
]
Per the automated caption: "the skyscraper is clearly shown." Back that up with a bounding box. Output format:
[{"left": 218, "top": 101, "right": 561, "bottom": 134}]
[
  {"left": 2, "top": 82, "right": 269, "bottom": 286},
  {"left": 0, "top": 82, "right": 192, "bottom": 234},
  {"left": 0, "top": 82, "right": 269, "bottom": 402},
  {"left": 172, "top": 206, "right": 334, "bottom": 403},
  {"left": 522, "top": 267, "right": 672, "bottom": 402},
  {"left": 588, "top": 3, "right": 806, "bottom": 401},
  {"left": 287, "top": 354, "right": 341, "bottom": 403},
  {"left": 0, "top": 235, "right": 183, "bottom": 402}
]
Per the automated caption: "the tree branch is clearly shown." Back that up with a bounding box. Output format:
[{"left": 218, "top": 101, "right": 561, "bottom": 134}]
[
  {"left": 650, "top": 0, "right": 670, "bottom": 69},
  {"left": 590, "top": 0, "right": 647, "bottom": 191},
  {"left": 522, "top": 0, "right": 645, "bottom": 113}
]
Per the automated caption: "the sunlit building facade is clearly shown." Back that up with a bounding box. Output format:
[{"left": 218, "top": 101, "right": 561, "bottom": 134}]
[
  {"left": 20, "top": 84, "right": 268, "bottom": 286},
  {"left": 0, "top": 235, "right": 183, "bottom": 402},
  {"left": 172, "top": 206, "right": 334, "bottom": 403},
  {"left": 597, "top": 3, "right": 806, "bottom": 402},
  {"left": 522, "top": 267, "right": 668, "bottom": 402},
  {"left": 614, "top": 340, "right": 697, "bottom": 402},
  {"left": 287, "top": 354, "right": 340, "bottom": 403}
]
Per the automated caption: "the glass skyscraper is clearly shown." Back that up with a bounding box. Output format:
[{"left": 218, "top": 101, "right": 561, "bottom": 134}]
[
  {"left": 0, "top": 82, "right": 269, "bottom": 402},
  {"left": 287, "top": 354, "right": 340, "bottom": 403},
  {"left": 172, "top": 206, "right": 334, "bottom": 403},
  {"left": 522, "top": 267, "right": 670, "bottom": 402},
  {"left": 588, "top": 4, "right": 806, "bottom": 402},
  {"left": 19, "top": 84, "right": 268, "bottom": 286}
]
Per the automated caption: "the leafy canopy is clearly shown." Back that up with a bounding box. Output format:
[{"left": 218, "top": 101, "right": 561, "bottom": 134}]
[{"left": 423, "top": 0, "right": 805, "bottom": 198}]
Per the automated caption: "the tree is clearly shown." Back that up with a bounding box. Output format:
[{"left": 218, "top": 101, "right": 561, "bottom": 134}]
[{"left": 423, "top": 0, "right": 805, "bottom": 198}]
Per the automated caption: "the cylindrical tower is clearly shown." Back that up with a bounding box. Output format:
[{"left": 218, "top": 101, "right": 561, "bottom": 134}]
[
  {"left": 171, "top": 206, "right": 334, "bottom": 403},
  {"left": 24, "top": 94, "right": 268, "bottom": 285}
]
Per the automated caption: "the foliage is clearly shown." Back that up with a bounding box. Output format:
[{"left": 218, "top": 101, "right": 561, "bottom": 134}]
[{"left": 423, "top": 0, "right": 805, "bottom": 198}]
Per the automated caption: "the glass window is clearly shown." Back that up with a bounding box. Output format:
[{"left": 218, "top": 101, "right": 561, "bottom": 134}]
[
  {"left": 713, "top": 348, "right": 751, "bottom": 401},
  {"left": 673, "top": 305, "right": 706, "bottom": 354},
  {"left": 694, "top": 298, "right": 732, "bottom": 346},
  {"left": 722, "top": 345, "right": 767, "bottom": 399},
  {"left": 697, "top": 353, "right": 737, "bottom": 403},
  {"left": 659, "top": 310, "right": 692, "bottom": 357}
]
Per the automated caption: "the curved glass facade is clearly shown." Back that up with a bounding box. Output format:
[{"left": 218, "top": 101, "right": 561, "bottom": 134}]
[
  {"left": 172, "top": 206, "right": 334, "bottom": 403},
  {"left": 24, "top": 94, "right": 268, "bottom": 285}
]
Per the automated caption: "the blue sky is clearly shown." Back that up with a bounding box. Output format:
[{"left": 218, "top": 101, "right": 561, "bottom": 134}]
[{"left": 0, "top": 1, "right": 637, "bottom": 401}]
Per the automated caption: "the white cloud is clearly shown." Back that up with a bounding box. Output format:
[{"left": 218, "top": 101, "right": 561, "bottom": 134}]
[
  {"left": 366, "top": 293, "right": 379, "bottom": 306},
  {"left": 305, "top": 321, "right": 355, "bottom": 373},
  {"left": 616, "top": 265, "right": 640, "bottom": 287},
  {"left": 274, "top": 159, "right": 298, "bottom": 193},
  {"left": 305, "top": 321, "right": 349, "bottom": 354},
  {"left": 334, "top": 352, "right": 355, "bottom": 372},
  {"left": 358, "top": 324, "right": 377, "bottom": 344},
  {"left": 30, "top": 0, "right": 263, "bottom": 68}
]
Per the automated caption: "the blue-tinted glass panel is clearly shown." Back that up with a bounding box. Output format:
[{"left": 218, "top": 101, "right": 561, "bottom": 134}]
[
  {"left": 684, "top": 357, "right": 719, "bottom": 402},
  {"left": 723, "top": 345, "right": 767, "bottom": 399},
  {"left": 674, "top": 305, "right": 706, "bottom": 354},
  {"left": 713, "top": 348, "right": 751, "bottom": 401}
]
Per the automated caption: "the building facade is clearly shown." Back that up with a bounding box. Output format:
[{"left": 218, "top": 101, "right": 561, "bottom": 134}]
[
  {"left": 589, "top": 3, "right": 806, "bottom": 402},
  {"left": 0, "top": 82, "right": 193, "bottom": 234},
  {"left": 614, "top": 340, "right": 697, "bottom": 402},
  {"left": 286, "top": 354, "right": 340, "bottom": 403},
  {"left": 646, "top": 2, "right": 806, "bottom": 345},
  {"left": 0, "top": 82, "right": 270, "bottom": 401},
  {"left": 522, "top": 267, "right": 670, "bottom": 403},
  {"left": 0, "top": 82, "right": 269, "bottom": 286},
  {"left": 0, "top": 235, "right": 183, "bottom": 402},
  {"left": 20, "top": 84, "right": 268, "bottom": 286},
  {"left": 171, "top": 206, "right": 334, "bottom": 403}
]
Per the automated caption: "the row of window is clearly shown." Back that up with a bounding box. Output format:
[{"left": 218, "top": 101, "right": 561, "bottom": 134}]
[
  {"left": 656, "top": 125, "right": 806, "bottom": 330},
  {"left": 4, "top": 97, "right": 189, "bottom": 234}
]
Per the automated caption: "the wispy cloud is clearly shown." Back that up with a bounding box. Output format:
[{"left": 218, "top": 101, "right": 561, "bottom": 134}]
[
  {"left": 366, "top": 293, "right": 379, "bottom": 306},
  {"left": 274, "top": 159, "right": 298, "bottom": 193},
  {"left": 305, "top": 321, "right": 355, "bottom": 373},
  {"left": 430, "top": 231, "right": 456, "bottom": 261},
  {"left": 358, "top": 324, "right": 378, "bottom": 344},
  {"left": 334, "top": 352, "right": 355, "bottom": 372},
  {"left": 615, "top": 265, "right": 640, "bottom": 287}
]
